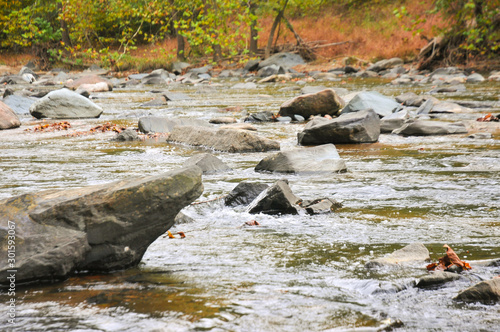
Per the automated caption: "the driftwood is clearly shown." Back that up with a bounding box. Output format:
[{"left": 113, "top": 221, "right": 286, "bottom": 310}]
[{"left": 417, "top": 36, "right": 445, "bottom": 70}]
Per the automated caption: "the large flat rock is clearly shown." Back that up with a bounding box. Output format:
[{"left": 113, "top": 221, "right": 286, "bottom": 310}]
[
  {"left": 0, "top": 166, "right": 203, "bottom": 285},
  {"left": 29, "top": 88, "right": 103, "bottom": 119},
  {"left": 166, "top": 126, "right": 280, "bottom": 153}
]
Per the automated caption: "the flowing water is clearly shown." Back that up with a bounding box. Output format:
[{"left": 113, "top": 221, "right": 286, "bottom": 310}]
[{"left": 1, "top": 76, "right": 500, "bottom": 331}]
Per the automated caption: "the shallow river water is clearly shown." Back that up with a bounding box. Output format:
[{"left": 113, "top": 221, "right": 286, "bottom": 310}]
[{"left": 1, "top": 75, "right": 500, "bottom": 331}]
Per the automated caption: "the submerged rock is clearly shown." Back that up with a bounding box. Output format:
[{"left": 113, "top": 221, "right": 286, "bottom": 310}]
[
  {"left": 298, "top": 109, "right": 380, "bottom": 145},
  {"left": 3, "top": 94, "right": 37, "bottom": 114},
  {"left": 0, "top": 101, "right": 21, "bottom": 130},
  {"left": 365, "top": 243, "right": 430, "bottom": 268},
  {"left": 279, "top": 89, "right": 344, "bottom": 119},
  {"left": 183, "top": 153, "right": 232, "bottom": 174},
  {"left": 255, "top": 144, "right": 347, "bottom": 173},
  {"left": 29, "top": 88, "right": 103, "bottom": 119},
  {"left": 247, "top": 180, "right": 301, "bottom": 215},
  {"left": 166, "top": 126, "right": 280, "bottom": 153},
  {"left": 301, "top": 198, "right": 342, "bottom": 215},
  {"left": 65, "top": 75, "right": 113, "bottom": 91},
  {"left": 453, "top": 278, "right": 500, "bottom": 304},
  {"left": 110, "top": 129, "right": 140, "bottom": 141},
  {"left": 224, "top": 182, "right": 269, "bottom": 207},
  {"left": 0, "top": 166, "right": 203, "bottom": 285}
]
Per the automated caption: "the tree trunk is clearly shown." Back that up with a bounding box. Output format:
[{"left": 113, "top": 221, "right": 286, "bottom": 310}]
[
  {"left": 177, "top": 34, "right": 185, "bottom": 61},
  {"left": 265, "top": 0, "right": 288, "bottom": 59},
  {"left": 249, "top": 1, "right": 258, "bottom": 54},
  {"left": 57, "top": 2, "right": 71, "bottom": 47}
]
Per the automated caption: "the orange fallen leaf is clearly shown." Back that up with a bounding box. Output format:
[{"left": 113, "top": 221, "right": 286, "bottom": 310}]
[
  {"left": 427, "top": 244, "right": 471, "bottom": 272},
  {"left": 177, "top": 231, "right": 186, "bottom": 238},
  {"left": 167, "top": 231, "right": 175, "bottom": 238},
  {"left": 244, "top": 220, "right": 260, "bottom": 226}
]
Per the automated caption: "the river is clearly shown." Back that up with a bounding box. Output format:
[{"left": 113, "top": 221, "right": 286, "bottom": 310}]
[{"left": 0, "top": 75, "right": 499, "bottom": 331}]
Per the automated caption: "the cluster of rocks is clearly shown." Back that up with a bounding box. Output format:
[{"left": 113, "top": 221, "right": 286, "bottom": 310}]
[{"left": 365, "top": 243, "right": 500, "bottom": 304}]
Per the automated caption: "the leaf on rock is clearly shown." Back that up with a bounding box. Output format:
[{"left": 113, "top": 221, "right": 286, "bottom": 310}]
[
  {"left": 167, "top": 230, "right": 175, "bottom": 238},
  {"left": 177, "top": 231, "right": 186, "bottom": 238},
  {"left": 427, "top": 244, "right": 471, "bottom": 272}
]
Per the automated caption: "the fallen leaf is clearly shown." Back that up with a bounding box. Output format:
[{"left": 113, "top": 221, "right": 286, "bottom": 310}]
[
  {"left": 177, "top": 231, "right": 186, "bottom": 238},
  {"left": 244, "top": 220, "right": 260, "bottom": 226},
  {"left": 167, "top": 231, "right": 175, "bottom": 238},
  {"left": 427, "top": 245, "right": 471, "bottom": 272}
]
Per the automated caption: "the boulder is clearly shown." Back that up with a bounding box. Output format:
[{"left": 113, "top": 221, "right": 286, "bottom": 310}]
[
  {"left": 166, "top": 126, "right": 280, "bottom": 153},
  {"left": 342, "top": 91, "right": 399, "bottom": 118},
  {"left": 244, "top": 59, "right": 260, "bottom": 71},
  {"left": 247, "top": 180, "right": 301, "bottom": 215},
  {"left": 301, "top": 198, "right": 342, "bottom": 215},
  {"left": 367, "top": 58, "right": 404, "bottom": 72},
  {"left": 298, "top": 109, "right": 380, "bottom": 145},
  {"left": 65, "top": 75, "right": 113, "bottom": 91},
  {"left": 392, "top": 120, "right": 468, "bottom": 136},
  {"left": 0, "top": 101, "right": 21, "bottom": 130},
  {"left": 415, "top": 271, "right": 463, "bottom": 288},
  {"left": 78, "top": 82, "right": 111, "bottom": 93},
  {"left": 182, "top": 153, "right": 232, "bottom": 174},
  {"left": 231, "top": 82, "right": 257, "bottom": 89},
  {"left": 255, "top": 144, "right": 347, "bottom": 173},
  {"left": 0, "top": 167, "right": 203, "bottom": 285},
  {"left": 258, "top": 52, "right": 305, "bottom": 69},
  {"left": 278, "top": 89, "right": 344, "bottom": 119},
  {"left": 257, "top": 65, "right": 285, "bottom": 77},
  {"left": 163, "top": 92, "right": 192, "bottom": 101},
  {"left": 2, "top": 94, "right": 36, "bottom": 114},
  {"left": 138, "top": 117, "right": 211, "bottom": 134},
  {"left": 453, "top": 278, "right": 500, "bottom": 304},
  {"left": 171, "top": 62, "right": 191, "bottom": 75},
  {"left": 29, "top": 89, "right": 103, "bottom": 119},
  {"left": 431, "top": 101, "right": 471, "bottom": 113},
  {"left": 380, "top": 110, "right": 411, "bottom": 133},
  {"left": 365, "top": 243, "right": 430, "bottom": 268},
  {"left": 467, "top": 73, "right": 485, "bottom": 83},
  {"left": 430, "top": 84, "right": 466, "bottom": 93},
  {"left": 110, "top": 129, "right": 141, "bottom": 142},
  {"left": 224, "top": 182, "right": 269, "bottom": 207}
]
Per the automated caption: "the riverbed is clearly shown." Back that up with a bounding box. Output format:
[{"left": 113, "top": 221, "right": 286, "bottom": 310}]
[{"left": 1, "top": 75, "right": 499, "bottom": 331}]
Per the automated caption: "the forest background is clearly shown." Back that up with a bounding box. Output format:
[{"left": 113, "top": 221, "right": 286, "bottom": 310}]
[{"left": 0, "top": 0, "right": 498, "bottom": 72}]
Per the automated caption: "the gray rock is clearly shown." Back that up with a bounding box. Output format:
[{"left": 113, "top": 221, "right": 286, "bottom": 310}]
[
  {"left": 138, "top": 117, "right": 211, "bottom": 134},
  {"left": 453, "top": 278, "right": 500, "bottom": 304},
  {"left": 2, "top": 94, "right": 36, "bottom": 114},
  {"left": 365, "top": 243, "right": 430, "bottom": 268},
  {"left": 416, "top": 99, "right": 434, "bottom": 115},
  {"left": 298, "top": 109, "right": 380, "bottom": 145},
  {"left": 0, "top": 166, "right": 203, "bottom": 285},
  {"left": 342, "top": 91, "right": 399, "bottom": 118},
  {"left": 188, "top": 65, "right": 213, "bottom": 75},
  {"left": 209, "top": 117, "right": 237, "bottom": 124},
  {"left": 302, "top": 198, "right": 342, "bottom": 215},
  {"left": 171, "top": 62, "right": 191, "bottom": 75},
  {"left": 467, "top": 73, "right": 485, "bottom": 83},
  {"left": 220, "top": 123, "right": 257, "bottom": 131},
  {"left": 128, "top": 73, "right": 149, "bottom": 80},
  {"left": 356, "top": 70, "right": 379, "bottom": 78},
  {"left": 468, "top": 133, "right": 492, "bottom": 139},
  {"left": 312, "top": 72, "right": 341, "bottom": 81},
  {"left": 231, "top": 82, "right": 257, "bottom": 89},
  {"left": 166, "top": 126, "right": 280, "bottom": 153},
  {"left": 29, "top": 88, "right": 103, "bottom": 119},
  {"left": 380, "top": 110, "right": 411, "bottom": 133},
  {"left": 247, "top": 180, "right": 301, "bottom": 215},
  {"left": 0, "top": 101, "right": 21, "bottom": 130},
  {"left": 255, "top": 144, "right": 347, "bottom": 174},
  {"left": 258, "top": 52, "right": 305, "bottom": 69},
  {"left": 174, "top": 211, "right": 196, "bottom": 224},
  {"left": 416, "top": 271, "right": 463, "bottom": 288},
  {"left": 140, "top": 96, "right": 168, "bottom": 107},
  {"left": 392, "top": 120, "right": 468, "bottom": 136},
  {"left": 164, "top": 92, "right": 192, "bottom": 101},
  {"left": 430, "top": 84, "right": 466, "bottom": 93},
  {"left": 224, "top": 182, "right": 269, "bottom": 207},
  {"left": 244, "top": 111, "right": 275, "bottom": 122},
  {"left": 110, "top": 129, "right": 140, "bottom": 142},
  {"left": 431, "top": 101, "right": 471, "bottom": 113},
  {"left": 367, "top": 58, "right": 404, "bottom": 72},
  {"left": 279, "top": 88, "right": 345, "bottom": 119},
  {"left": 183, "top": 153, "right": 232, "bottom": 174},
  {"left": 257, "top": 65, "right": 285, "bottom": 77},
  {"left": 395, "top": 92, "right": 418, "bottom": 104},
  {"left": 244, "top": 59, "right": 260, "bottom": 71}
]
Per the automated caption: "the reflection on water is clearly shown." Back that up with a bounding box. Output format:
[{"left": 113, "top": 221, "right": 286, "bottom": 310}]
[{"left": 0, "top": 77, "right": 499, "bottom": 331}]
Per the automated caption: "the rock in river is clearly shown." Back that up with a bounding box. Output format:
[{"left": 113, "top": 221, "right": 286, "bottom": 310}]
[
  {"left": 183, "top": 153, "right": 232, "bottom": 174},
  {"left": 342, "top": 91, "right": 399, "bottom": 118},
  {"left": 453, "top": 278, "right": 500, "bottom": 304},
  {"left": 0, "top": 100, "right": 21, "bottom": 130},
  {"left": 138, "top": 117, "right": 211, "bottom": 133},
  {"left": 365, "top": 243, "right": 430, "bottom": 268},
  {"left": 247, "top": 180, "right": 301, "bottom": 215},
  {"left": 255, "top": 144, "right": 347, "bottom": 173},
  {"left": 29, "top": 88, "right": 103, "bottom": 119},
  {"left": 298, "top": 109, "right": 380, "bottom": 145},
  {"left": 392, "top": 120, "right": 468, "bottom": 136},
  {"left": 166, "top": 126, "right": 280, "bottom": 153},
  {"left": 224, "top": 182, "right": 269, "bottom": 207},
  {"left": 278, "top": 88, "right": 345, "bottom": 119},
  {"left": 0, "top": 166, "right": 203, "bottom": 285}
]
